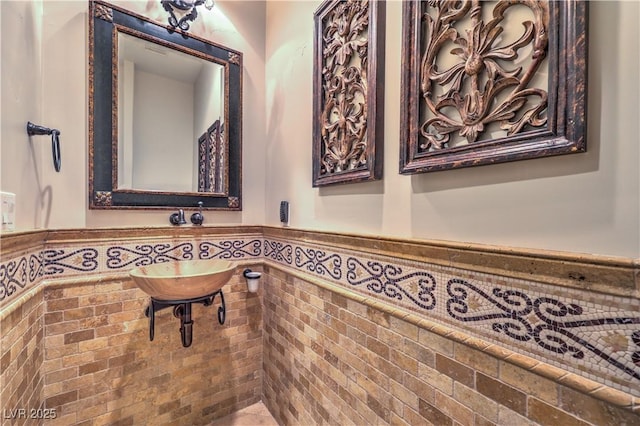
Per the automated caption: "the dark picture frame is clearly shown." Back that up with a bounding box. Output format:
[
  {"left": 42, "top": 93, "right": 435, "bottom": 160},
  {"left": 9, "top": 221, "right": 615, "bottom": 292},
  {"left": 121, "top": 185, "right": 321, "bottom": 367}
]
[
  {"left": 399, "top": 1, "right": 588, "bottom": 174},
  {"left": 312, "top": 0, "right": 385, "bottom": 187}
]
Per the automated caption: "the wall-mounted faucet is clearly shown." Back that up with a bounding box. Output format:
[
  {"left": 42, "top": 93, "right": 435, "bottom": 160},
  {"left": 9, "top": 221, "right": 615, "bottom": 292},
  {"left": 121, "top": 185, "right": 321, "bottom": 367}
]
[
  {"left": 190, "top": 201, "right": 204, "bottom": 226},
  {"left": 169, "top": 203, "right": 204, "bottom": 226},
  {"left": 169, "top": 209, "right": 187, "bottom": 225}
]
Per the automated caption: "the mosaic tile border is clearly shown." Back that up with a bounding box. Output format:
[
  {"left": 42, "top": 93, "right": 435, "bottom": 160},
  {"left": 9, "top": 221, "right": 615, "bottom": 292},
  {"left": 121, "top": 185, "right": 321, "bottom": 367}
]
[
  {"left": 264, "top": 237, "right": 640, "bottom": 397},
  {"left": 263, "top": 227, "right": 639, "bottom": 297},
  {"left": 0, "top": 235, "right": 263, "bottom": 307},
  {"left": 1, "top": 227, "right": 639, "bottom": 399},
  {"left": 0, "top": 250, "right": 44, "bottom": 303},
  {"left": 45, "top": 236, "right": 264, "bottom": 276}
]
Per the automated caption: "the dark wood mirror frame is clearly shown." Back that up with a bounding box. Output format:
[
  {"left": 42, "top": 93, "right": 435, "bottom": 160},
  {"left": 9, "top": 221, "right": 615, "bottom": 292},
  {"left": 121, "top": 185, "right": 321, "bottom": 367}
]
[
  {"left": 399, "top": 0, "right": 587, "bottom": 174},
  {"left": 88, "top": 0, "right": 243, "bottom": 210}
]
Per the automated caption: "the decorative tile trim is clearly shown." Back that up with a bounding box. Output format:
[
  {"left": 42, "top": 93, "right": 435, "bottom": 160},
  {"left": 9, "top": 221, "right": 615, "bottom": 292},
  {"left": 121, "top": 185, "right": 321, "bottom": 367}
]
[
  {"left": 105, "top": 242, "right": 194, "bottom": 269},
  {"left": 346, "top": 256, "right": 436, "bottom": 310},
  {"left": 263, "top": 237, "right": 640, "bottom": 397},
  {"left": 1, "top": 227, "right": 639, "bottom": 398},
  {"left": 199, "top": 238, "right": 262, "bottom": 260},
  {"left": 5, "top": 226, "right": 636, "bottom": 295},
  {"left": 294, "top": 246, "right": 342, "bottom": 280},
  {"left": 0, "top": 234, "right": 263, "bottom": 308},
  {"left": 264, "top": 262, "right": 639, "bottom": 411},
  {"left": 41, "top": 237, "right": 263, "bottom": 278},
  {"left": 262, "top": 227, "right": 639, "bottom": 297},
  {"left": 0, "top": 251, "right": 44, "bottom": 303},
  {"left": 44, "top": 248, "right": 100, "bottom": 275},
  {"left": 446, "top": 278, "right": 640, "bottom": 381},
  {"left": 264, "top": 239, "right": 293, "bottom": 264}
]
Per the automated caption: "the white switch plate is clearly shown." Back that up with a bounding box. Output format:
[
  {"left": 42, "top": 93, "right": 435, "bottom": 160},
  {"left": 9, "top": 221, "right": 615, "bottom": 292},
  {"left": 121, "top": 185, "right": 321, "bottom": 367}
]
[{"left": 1, "top": 192, "right": 16, "bottom": 231}]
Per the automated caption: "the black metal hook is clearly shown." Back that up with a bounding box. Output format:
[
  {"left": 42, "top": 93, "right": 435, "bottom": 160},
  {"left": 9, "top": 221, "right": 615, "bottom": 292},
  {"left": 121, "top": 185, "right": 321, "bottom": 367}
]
[{"left": 27, "top": 122, "right": 61, "bottom": 172}]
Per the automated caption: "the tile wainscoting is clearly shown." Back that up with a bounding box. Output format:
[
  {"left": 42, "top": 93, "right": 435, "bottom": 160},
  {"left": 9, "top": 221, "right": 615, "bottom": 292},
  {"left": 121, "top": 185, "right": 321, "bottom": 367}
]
[
  {"left": 262, "top": 265, "right": 640, "bottom": 425},
  {"left": 1, "top": 226, "right": 639, "bottom": 424},
  {"left": 1, "top": 227, "right": 264, "bottom": 425},
  {"left": 38, "top": 269, "right": 263, "bottom": 425},
  {"left": 261, "top": 230, "right": 640, "bottom": 399}
]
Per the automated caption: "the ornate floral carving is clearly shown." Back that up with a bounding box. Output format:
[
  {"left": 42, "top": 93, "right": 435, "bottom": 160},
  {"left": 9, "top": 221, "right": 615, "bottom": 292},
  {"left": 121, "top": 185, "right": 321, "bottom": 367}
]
[
  {"left": 313, "top": 0, "right": 384, "bottom": 186},
  {"left": 94, "top": 3, "right": 113, "bottom": 22},
  {"left": 197, "top": 120, "right": 226, "bottom": 194},
  {"left": 419, "top": 1, "right": 549, "bottom": 149},
  {"left": 228, "top": 197, "right": 239, "bottom": 208},
  {"left": 94, "top": 191, "right": 112, "bottom": 207},
  {"left": 400, "top": 0, "right": 587, "bottom": 173},
  {"left": 320, "top": 1, "right": 368, "bottom": 174},
  {"left": 228, "top": 52, "right": 241, "bottom": 65}
]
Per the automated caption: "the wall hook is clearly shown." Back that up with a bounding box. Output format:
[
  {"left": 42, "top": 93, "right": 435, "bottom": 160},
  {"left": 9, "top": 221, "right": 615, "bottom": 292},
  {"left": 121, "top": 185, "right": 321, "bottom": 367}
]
[{"left": 27, "top": 121, "right": 61, "bottom": 172}]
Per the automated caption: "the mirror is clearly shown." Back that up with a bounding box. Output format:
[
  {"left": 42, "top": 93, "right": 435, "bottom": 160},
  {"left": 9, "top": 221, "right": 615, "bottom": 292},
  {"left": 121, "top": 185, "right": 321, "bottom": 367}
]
[
  {"left": 117, "top": 32, "right": 227, "bottom": 194},
  {"left": 89, "top": 0, "right": 242, "bottom": 209}
]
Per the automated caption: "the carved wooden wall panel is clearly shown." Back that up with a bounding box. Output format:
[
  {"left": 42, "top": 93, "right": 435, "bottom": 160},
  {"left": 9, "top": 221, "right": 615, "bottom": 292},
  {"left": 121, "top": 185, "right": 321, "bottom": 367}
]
[
  {"left": 400, "top": 0, "right": 588, "bottom": 174},
  {"left": 197, "top": 120, "right": 227, "bottom": 195},
  {"left": 313, "top": 0, "right": 385, "bottom": 186}
]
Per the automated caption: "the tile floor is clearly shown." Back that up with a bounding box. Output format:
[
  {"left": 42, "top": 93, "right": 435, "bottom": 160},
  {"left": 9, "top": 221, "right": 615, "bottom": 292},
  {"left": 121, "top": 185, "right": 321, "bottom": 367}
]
[{"left": 213, "top": 402, "right": 278, "bottom": 426}]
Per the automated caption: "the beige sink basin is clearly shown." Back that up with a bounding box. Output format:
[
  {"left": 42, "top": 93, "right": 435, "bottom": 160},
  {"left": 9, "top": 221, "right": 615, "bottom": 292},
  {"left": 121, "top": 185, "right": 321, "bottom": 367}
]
[{"left": 129, "top": 260, "right": 236, "bottom": 300}]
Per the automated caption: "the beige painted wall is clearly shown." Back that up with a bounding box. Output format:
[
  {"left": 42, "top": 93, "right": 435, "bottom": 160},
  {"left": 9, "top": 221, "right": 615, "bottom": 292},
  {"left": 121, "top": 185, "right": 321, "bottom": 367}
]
[
  {"left": 0, "top": 0, "right": 266, "bottom": 230},
  {"left": 1, "top": 0, "right": 47, "bottom": 229},
  {"left": 2, "top": 1, "right": 639, "bottom": 258},
  {"left": 264, "top": 1, "right": 640, "bottom": 258}
]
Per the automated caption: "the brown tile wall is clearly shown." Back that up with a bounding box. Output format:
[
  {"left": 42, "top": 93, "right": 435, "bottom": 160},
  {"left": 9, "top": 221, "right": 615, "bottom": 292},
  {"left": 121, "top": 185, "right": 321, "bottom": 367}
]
[
  {"left": 261, "top": 265, "right": 640, "bottom": 426},
  {"left": 0, "top": 288, "right": 45, "bottom": 426},
  {"left": 40, "top": 268, "right": 263, "bottom": 425},
  {"left": 2, "top": 226, "right": 639, "bottom": 425}
]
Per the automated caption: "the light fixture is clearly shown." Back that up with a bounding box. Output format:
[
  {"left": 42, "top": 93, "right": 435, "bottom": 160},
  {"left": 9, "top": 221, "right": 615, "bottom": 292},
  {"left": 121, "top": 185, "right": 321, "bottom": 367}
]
[{"left": 160, "top": 0, "right": 214, "bottom": 32}]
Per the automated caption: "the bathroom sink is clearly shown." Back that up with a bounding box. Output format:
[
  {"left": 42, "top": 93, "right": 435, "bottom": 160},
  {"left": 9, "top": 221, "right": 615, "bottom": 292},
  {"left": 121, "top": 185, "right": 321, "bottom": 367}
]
[{"left": 129, "top": 260, "right": 236, "bottom": 300}]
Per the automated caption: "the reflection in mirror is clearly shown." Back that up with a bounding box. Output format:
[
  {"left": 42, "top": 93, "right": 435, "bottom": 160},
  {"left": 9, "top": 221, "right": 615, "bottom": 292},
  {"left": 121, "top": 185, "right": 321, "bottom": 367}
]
[
  {"left": 197, "top": 119, "right": 226, "bottom": 193},
  {"left": 117, "top": 32, "right": 226, "bottom": 194}
]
